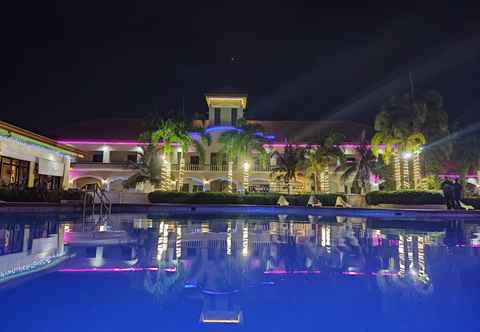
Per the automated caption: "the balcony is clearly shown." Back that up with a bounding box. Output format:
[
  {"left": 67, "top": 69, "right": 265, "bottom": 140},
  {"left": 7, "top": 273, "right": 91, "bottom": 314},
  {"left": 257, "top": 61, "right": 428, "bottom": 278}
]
[
  {"left": 253, "top": 164, "right": 271, "bottom": 172},
  {"left": 71, "top": 162, "right": 130, "bottom": 170}
]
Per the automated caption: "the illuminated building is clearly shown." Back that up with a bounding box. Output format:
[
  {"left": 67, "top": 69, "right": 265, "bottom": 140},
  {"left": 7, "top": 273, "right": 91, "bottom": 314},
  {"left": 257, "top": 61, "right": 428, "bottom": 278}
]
[
  {"left": 0, "top": 121, "right": 83, "bottom": 190},
  {"left": 47, "top": 93, "right": 374, "bottom": 195}
]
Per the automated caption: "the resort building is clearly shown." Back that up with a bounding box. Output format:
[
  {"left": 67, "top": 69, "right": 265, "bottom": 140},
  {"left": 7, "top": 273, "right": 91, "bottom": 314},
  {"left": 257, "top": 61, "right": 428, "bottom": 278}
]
[
  {"left": 50, "top": 93, "right": 371, "bottom": 194},
  {"left": 0, "top": 121, "right": 83, "bottom": 190}
]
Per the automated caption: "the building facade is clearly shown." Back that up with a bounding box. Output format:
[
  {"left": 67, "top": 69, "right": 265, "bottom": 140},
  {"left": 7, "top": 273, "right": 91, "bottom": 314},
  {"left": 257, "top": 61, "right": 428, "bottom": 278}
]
[
  {"left": 0, "top": 121, "right": 83, "bottom": 191},
  {"left": 55, "top": 93, "right": 371, "bottom": 194}
]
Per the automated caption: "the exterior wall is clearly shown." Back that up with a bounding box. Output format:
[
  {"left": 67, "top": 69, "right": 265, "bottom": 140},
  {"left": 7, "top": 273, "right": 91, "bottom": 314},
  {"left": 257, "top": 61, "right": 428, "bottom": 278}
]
[
  {"left": 65, "top": 132, "right": 354, "bottom": 194},
  {"left": 207, "top": 106, "right": 245, "bottom": 127},
  {"left": 64, "top": 96, "right": 360, "bottom": 194},
  {"left": 0, "top": 136, "right": 73, "bottom": 190}
]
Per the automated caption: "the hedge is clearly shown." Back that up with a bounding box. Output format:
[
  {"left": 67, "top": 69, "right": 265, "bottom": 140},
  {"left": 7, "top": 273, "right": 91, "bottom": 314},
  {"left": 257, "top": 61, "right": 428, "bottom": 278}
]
[
  {"left": 366, "top": 190, "right": 480, "bottom": 208},
  {"left": 0, "top": 188, "right": 82, "bottom": 203},
  {"left": 148, "top": 191, "right": 343, "bottom": 206},
  {"left": 366, "top": 191, "right": 443, "bottom": 205}
]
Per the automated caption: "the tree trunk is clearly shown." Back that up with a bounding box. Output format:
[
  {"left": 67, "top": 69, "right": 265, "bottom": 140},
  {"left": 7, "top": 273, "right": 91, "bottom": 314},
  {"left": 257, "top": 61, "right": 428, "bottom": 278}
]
[
  {"left": 314, "top": 174, "right": 318, "bottom": 194},
  {"left": 243, "top": 162, "right": 249, "bottom": 193},
  {"left": 393, "top": 154, "right": 402, "bottom": 190},
  {"left": 227, "top": 161, "right": 234, "bottom": 193},
  {"left": 178, "top": 153, "right": 185, "bottom": 192},
  {"left": 161, "top": 152, "right": 171, "bottom": 191}
]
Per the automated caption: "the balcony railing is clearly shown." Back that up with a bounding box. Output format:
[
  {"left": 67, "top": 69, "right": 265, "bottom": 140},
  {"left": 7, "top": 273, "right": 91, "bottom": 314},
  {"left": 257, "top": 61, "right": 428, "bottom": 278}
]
[
  {"left": 72, "top": 161, "right": 274, "bottom": 173},
  {"left": 253, "top": 164, "right": 271, "bottom": 172},
  {"left": 71, "top": 162, "right": 130, "bottom": 169},
  {"left": 209, "top": 164, "right": 229, "bottom": 172}
]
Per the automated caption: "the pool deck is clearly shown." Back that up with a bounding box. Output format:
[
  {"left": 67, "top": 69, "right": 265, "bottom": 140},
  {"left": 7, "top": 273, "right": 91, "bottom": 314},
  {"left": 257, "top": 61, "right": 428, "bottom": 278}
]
[{"left": 1, "top": 202, "right": 480, "bottom": 220}]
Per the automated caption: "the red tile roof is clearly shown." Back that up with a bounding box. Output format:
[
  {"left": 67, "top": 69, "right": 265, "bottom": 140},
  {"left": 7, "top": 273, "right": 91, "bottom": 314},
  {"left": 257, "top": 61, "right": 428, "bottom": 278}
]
[{"left": 46, "top": 118, "right": 370, "bottom": 143}]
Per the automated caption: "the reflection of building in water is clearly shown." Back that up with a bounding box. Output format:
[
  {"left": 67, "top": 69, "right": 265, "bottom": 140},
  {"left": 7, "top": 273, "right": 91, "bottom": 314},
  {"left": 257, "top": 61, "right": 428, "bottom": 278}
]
[
  {"left": 0, "top": 221, "right": 65, "bottom": 281},
  {"left": 380, "top": 230, "right": 443, "bottom": 284},
  {"left": 200, "top": 290, "right": 243, "bottom": 325}
]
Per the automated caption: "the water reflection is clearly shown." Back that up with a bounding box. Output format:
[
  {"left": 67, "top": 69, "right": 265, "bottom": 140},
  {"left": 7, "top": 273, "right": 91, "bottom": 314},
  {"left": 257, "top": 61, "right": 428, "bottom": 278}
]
[
  {"left": 60, "top": 216, "right": 480, "bottom": 293},
  {"left": 2, "top": 214, "right": 480, "bottom": 328},
  {"left": 0, "top": 218, "right": 65, "bottom": 282}
]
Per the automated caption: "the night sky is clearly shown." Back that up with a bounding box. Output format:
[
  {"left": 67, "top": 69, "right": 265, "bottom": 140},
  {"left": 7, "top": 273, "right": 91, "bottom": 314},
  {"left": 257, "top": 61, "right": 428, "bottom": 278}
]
[{"left": 2, "top": 2, "right": 480, "bottom": 134}]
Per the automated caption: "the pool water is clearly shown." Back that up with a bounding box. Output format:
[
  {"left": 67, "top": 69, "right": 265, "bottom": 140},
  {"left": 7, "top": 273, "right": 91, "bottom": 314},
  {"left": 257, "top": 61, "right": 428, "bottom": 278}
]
[{"left": 1, "top": 212, "right": 480, "bottom": 331}]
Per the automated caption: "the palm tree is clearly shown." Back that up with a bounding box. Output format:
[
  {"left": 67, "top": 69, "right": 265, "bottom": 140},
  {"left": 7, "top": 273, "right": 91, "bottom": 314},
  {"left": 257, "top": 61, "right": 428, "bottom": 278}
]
[
  {"left": 341, "top": 133, "right": 379, "bottom": 194},
  {"left": 303, "top": 132, "right": 344, "bottom": 193},
  {"left": 371, "top": 94, "right": 427, "bottom": 189},
  {"left": 271, "top": 145, "right": 306, "bottom": 194},
  {"left": 219, "top": 121, "right": 267, "bottom": 193},
  {"left": 174, "top": 122, "right": 210, "bottom": 191},
  {"left": 150, "top": 119, "right": 180, "bottom": 191},
  {"left": 123, "top": 142, "right": 162, "bottom": 191}
]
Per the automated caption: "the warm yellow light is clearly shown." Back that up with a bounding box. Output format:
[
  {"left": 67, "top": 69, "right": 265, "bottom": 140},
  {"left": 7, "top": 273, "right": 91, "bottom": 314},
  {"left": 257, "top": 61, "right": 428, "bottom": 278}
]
[
  {"left": 243, "top": 161, "right": 250, "bottom": 171},
  {"left": 201, "top": 319, "right": 241, "bottom": 324},
  {"left": 205, "top": 95, "right": 247, "bottom": 109}
]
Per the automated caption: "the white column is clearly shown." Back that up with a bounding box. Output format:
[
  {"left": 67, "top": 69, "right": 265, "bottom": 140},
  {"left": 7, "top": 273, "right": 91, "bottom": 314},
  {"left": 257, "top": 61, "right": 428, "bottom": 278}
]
[
  {"left": 102, "top": 148, "right": 110, "bottom": 163},
  {"left": 27, "top": 161, "right": 36, "bottom": 188},
  {"left": 62, "top": 157, "right": 71, "bottom": 190}
]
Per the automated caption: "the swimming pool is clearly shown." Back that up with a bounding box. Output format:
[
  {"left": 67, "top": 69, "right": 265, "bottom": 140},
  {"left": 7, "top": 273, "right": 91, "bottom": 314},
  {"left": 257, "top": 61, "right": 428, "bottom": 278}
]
[{"left": 1, "top": 212, "right": 480, "bottom": 331}]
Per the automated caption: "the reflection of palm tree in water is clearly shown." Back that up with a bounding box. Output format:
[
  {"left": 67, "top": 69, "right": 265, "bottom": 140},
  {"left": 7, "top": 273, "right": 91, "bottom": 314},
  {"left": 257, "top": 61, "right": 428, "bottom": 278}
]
[
  {"left": 444, "top": 220, "right": 466, "bottom": 247},
  {"left": 143, "top": 261, "right": 185, "bottom": 306},
  {"left": 339, "top": 220, "right": 367, "bottom": 272},
  {"left": 280, "top": 236, "right": 298, "bottom": 272}
]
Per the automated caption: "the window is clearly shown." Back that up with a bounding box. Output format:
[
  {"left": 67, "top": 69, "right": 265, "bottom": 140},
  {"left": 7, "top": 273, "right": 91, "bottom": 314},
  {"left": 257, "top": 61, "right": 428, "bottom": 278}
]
[
  {"left": 231, "top": 108, "right": 238, "bottom": 126},
  {"left": 0, "top": 224, "right": 24, "bottom": 256},
  {"left": 190, "top": 156, "right": 200, "bottom": 165},
  {"left": 92, "top": 153, "right": 103, "bottom": 163},
  {"left": 0, "top": 157, "right": 30, "bottom": 188},
  {"left": 192, "top": 184, "right": 203, "bottom": 192},
  {"left": 33, "top": 164, "right": 62, "bottom": 191},
  {"left": 181, "top": 183, "right": 189, "bottom": 192},
  {"left": 127, "top": 153, "right": 138, "bottom": 163},
  {"left": 214, "top": 108, "right": 221, "bottom": 125}
]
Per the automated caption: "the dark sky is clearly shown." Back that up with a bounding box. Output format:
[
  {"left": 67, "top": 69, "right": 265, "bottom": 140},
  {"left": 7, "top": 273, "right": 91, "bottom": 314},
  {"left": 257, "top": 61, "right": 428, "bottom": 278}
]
[{"left": 2, "top": 1, "right": 480, "bottom": 134}]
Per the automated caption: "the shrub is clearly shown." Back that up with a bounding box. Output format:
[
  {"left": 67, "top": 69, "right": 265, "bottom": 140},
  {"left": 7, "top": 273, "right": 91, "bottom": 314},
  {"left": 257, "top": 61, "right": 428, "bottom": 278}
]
[
  {"left": 148, "top": 191, "right": 342, "bottom": 206},
  {"left": 0, "top": 188, "right": 82, "bottom": 203},
  {"left": 366, "top": 190, "right": 444, "bottom": 205}
]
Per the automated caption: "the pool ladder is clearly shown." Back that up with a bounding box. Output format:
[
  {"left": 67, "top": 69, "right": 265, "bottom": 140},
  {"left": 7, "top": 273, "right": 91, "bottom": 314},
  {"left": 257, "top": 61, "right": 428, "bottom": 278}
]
[{"left": 82, "top": 184, "right": 112, "bottom": 223}]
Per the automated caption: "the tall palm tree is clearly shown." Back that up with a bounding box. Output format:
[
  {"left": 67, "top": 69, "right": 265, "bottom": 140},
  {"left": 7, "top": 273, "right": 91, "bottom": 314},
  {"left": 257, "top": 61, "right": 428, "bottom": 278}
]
[
  {"left": 150, "top": 119, "right": 180, "bottom": 191},
  {"left": 371, "top": 94, "right": 427, "bottom": 189},
  {"left": 271, "top": 145, "right": 306, "bottom": 194},
  {"left": 341, "top": 133, "right": 379, "bottom": 194},
  {"left": 303, "top": 132, "right": 344, "bottom": 193},
  {"left": 219, "top": 121, "right": 267, "bottom": 193},
  {"left": 123, "top": 142, "right": 162, "bottom": 191},
  {"left": 174, "top": 122, "right": 210, "bottom": 191}
]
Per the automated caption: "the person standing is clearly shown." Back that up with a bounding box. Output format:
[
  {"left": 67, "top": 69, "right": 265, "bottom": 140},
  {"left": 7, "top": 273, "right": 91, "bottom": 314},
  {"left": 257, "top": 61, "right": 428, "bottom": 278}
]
[
  {"left": 441, "top": 178, "right": 454, "bottom": 210},
  {"left": 453, "top": 178, "right": 463, "bottom": 209}
]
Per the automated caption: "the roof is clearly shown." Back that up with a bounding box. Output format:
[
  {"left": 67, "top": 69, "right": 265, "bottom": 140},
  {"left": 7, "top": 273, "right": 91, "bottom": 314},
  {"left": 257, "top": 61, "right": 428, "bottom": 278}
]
[
  {"left": 0, "top": 120, "right": 84, "bottom": 157},
  {"left": 44, "top": 118, "right": 145, "bottom": 141},
  {"left": 248, "top": 120, "right": 371, "bottom": 143},
  {"left": 46, "top": 118, "right": 371, "bottom": 144},
  {"left": 205, "top": 93, "right": 248, "bottom": 109}
]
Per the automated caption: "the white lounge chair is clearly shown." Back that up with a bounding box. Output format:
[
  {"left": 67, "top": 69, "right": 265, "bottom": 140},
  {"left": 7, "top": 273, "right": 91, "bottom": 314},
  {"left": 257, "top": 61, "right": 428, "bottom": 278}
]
[
  {"left": 459, "top": 201, "right": 475, "bottom": 211},
  {"left": 335, "top": 196, "right": 352, "bottom": 208},
  {"left": 277, "top": 195, "right": 289, "bottom": 206},
  {"left": 307, "top": 195, "right": 322, "bottom": 208}
]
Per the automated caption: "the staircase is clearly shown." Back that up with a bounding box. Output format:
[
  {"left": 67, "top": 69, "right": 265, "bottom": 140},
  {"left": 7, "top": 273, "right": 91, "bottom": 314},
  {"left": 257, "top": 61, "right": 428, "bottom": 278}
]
[{"left": 81, "top": 184, "right": 112, "bottom": 223}]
